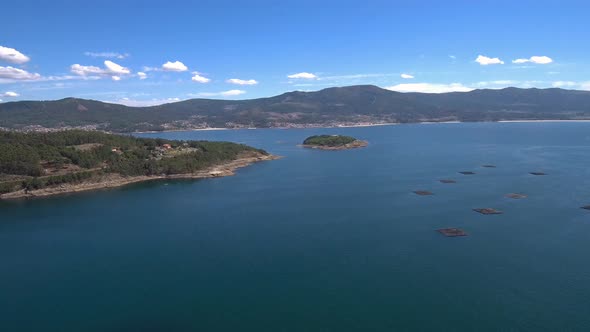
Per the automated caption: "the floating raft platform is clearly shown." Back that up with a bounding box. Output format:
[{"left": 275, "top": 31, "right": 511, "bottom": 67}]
[
  {"left": 482, "top": 165, "right": 497, "bottom": 168},
  {"left": 439, "top": 179, "right": 457, "bottom": 184},
  {"left": 437, "top": 228, "right": 468, "bottom": 237},
  {"left": 459, "top": 171, "right": 476, "bottom": 175},
  {"left": 505, "top": 193, "right": 527, "bottom": 199},
  {"left": 530, "top": 172, "right": 547, "bottom": 176},
  {"left": 413, "top": 190, "right": 433, "bottom": 196},
  {"left": 473, "top": 208, "right": 503, "bottom": 215}
]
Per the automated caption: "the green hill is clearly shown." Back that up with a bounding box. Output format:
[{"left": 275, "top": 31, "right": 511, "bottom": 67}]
[
  {"left": 2, "top": 86, "right": 590, "bottom": 132},
  {"left": 0, "top": 130, "right": 270, "bottom": 196},
  {"left": 303, "top": 135, "right": 357, "bottom": 147}
]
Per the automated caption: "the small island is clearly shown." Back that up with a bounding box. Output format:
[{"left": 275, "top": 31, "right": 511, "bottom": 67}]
[
  {"left": 301, "top": 135, "right": 368, "bottom": 150},
  {"left": 0, "top": 130, "right": 278, "bottom": 199}
]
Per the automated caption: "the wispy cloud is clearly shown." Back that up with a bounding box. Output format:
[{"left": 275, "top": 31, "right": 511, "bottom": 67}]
[
  {"left": 192, "top": 89, "right": 246, "bottom": 97},
  {"left": 317, "top": 73, "right": 394, "bottom": 81},
  {"left": 552, "top": 81, "right": 576, "bottom": 88},
  {"left": 474, "top": 80, "right": 520, "bottom": 88},
  {"left": 1, "top": 91, "right": 19, "bottom": 97},
  {"left": 400, "top": 73, "right": 414, "bottom": 79},
  {"left": 385, "top": 83, "right": 473, "bottom": 93},
  {"left": 107, "top": 97, "right": 183, "bottom": 107},
  {"left": 84, "top": 51, "right": 129, "bottom": 59}
]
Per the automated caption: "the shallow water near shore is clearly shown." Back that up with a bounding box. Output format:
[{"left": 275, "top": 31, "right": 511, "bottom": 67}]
[{"left": 2, "top": 122, "right": 590, "bottom": 331}]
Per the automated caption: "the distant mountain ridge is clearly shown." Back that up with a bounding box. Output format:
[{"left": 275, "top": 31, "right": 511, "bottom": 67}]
[{"left": 2, "top": 85, "right": 590, "bottom": 132}]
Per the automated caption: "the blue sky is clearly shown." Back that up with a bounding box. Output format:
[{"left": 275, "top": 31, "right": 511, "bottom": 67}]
[{"left": 1, "top": 0, "right": 589, "bottom": 105}]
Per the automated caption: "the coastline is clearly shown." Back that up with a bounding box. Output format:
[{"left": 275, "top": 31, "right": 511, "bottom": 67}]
[
  {"left": 497, "top": 120, "right": 590, "bottom": 123},
  {"left": 134, "top": 127, "right": 229, "bottom": 134},
  {"left": 0, "top": 154, "right": 280, "bottom": 200},
  {"left": 135, "top": 119, "right": 590, "bottom": 134},
  {"left": 19, "top": 119, "right": 590, "bottom": 136}
]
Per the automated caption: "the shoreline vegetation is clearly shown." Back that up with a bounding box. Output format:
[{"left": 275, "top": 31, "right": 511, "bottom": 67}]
[
  {"left": 301, "top": 135, "right": 368, "bottom": 150},
  {"left": 1, "top": 154, "right": 279, "bottom": 200},
  {"left": 0, "top": 130, "right": 278, "bottom": 200}
]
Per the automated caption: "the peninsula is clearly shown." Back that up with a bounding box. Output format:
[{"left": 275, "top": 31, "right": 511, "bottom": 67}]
[
  {"left": 0, "top": 130, "right": 278, "bottom": 199},
  {"left": 301, "top": 135, "right": 368, "bottom": 150}
]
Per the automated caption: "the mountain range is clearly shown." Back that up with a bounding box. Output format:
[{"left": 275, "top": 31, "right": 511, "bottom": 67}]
[{"left": 2, "top": 85, "right": 590, "bottom": 132}]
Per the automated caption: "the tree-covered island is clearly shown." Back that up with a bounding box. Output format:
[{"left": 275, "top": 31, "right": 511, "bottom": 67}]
[
  {"left": 0, "top": 130, "right": 278, "bottom": 199},
  {"left": 301, "top": 135, "right": 368, "bottom": 150}
]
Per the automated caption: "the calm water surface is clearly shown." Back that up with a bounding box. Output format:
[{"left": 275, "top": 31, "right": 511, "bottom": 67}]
[{"left": 2, "top": 122, "right": 590, "bottom": 331}]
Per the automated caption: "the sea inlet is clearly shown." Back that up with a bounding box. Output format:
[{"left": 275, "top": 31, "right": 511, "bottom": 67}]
[{"left": 2, "top": 122, "right": 590, "bottom": 331}]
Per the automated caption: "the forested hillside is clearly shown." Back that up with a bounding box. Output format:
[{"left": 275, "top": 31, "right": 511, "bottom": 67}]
[
  {"left": 0, "top": 130, "right": 268, "bottom": 194},
  {"left": 2, "top": 86, "right": 590, "bottom": 132}
]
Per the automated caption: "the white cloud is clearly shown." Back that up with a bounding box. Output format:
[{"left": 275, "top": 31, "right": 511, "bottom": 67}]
[
  {"left": 400, "top": 73, "right": 414, "bottom": 79},
  {"left": 552, "top": 81, "right": 576, "bottom": 88},
  {"left": 475, "top": 80, "right": 519, "bottom": 87},
  {"left": 385, "top": 83, "right": 473, "bottom": 93},
  {"left": 104, "top": 60, "right": 130, "bottom": 75},
  {"left": 191, "top": 72, "right": 211, "bottom": 83},
  {"left": 84, "top": 51, "right": 129, "bottom": 59},
  {"left": 70, "top": 61, "right": 131, "bottom": 80},
  {"left": 108, "top": 97, "right": 183, "bottom": 107},
  {"left": 195, "top": 89, "right": 246, "bottom": 97},
  {"left": 137, "top": 72, "right": 147, "bottom": 80},
  {"left": 0, "top": 46, "right": 30, "bottom": 64},
  {"left": 0, "top": 66, "right": 41, "bottom": 81},
  {"left": 219, "top": 89, "right": 245, "bottom": 96},
  {"left": 475, "top": 55, "right": 504, "bottom": 65},
  {"left": 530, "top": 56, "right": 553, "bottom": 64},
  {"left": 512, "top": 56, "right": 553, "bottom": 64},
  {"left": 226, "top": 78, "right": 258, "bottom": 85},
  {"left": 288, "top": 72, "right": 317, "bottom": 79},
  {"left": 162, "top": 61, "right": 188, "bottom": 72},
  {"left": 580, "top": 82, "right": 590, "bottom": 91},
  {"left": 317, "top": 73, "right": 393, "bottom": 81},
  {"left": 1, "top": 91, "right": 19, "bottom": 97},
  {"left": 449, "top": 55, "right": 456, "bottom": 59},
  {"left": 70, "top": 64, "right": 104, "bottom": 76},
  {"left": 512, "top": 58, "right": 529, "bottom": 64}
]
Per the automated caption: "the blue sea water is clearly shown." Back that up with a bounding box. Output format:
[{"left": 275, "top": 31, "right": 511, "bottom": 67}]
[{"left": 2, "top": 122, "right": 590, "bottom": 331}]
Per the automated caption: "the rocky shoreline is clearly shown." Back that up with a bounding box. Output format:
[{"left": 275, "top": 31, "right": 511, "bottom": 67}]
[
  {"left": 301, "top": 140, "right": 368, "bottom": 150},
  {"left": 0, "top": 154, "right": 280, "bottom": 200}
]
